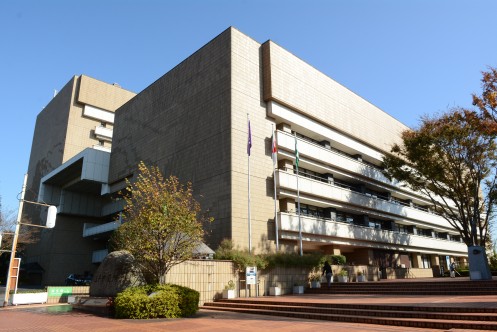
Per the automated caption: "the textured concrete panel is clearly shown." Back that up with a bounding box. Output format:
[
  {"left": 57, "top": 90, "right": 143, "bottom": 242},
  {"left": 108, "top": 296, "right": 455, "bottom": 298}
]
[
  {"left": 110, "top": 28, "right": 234, "bottom": 249},
  {"left": 262, "top": 41, "right": 407, "bottom": 154}
]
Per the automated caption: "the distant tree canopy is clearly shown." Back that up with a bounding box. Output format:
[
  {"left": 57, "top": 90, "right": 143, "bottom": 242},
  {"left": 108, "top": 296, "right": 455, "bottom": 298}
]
[
  {"left": 383, "top": 108, "right": 497, "bottom": 249},
  {"left": 473, "top": 67, "right": 497, "bottom": 124},
  {"left": 111, "top": 162, "right": 212, "bottom": 284}
]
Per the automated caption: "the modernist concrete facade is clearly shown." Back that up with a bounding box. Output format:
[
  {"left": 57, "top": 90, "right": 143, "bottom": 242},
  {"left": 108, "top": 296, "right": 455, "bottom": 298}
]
[
  {"left": 24, "top": 27, "right": 467, "bottom": 285},
  {"left": 23, "top": 75, "right": 135, "bottom": 284}
]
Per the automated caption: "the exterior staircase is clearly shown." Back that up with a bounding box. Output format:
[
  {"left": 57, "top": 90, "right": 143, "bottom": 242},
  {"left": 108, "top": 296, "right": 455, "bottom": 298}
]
[
  {"left": 305, "top": 279, "right": 497, "bottom": 296},
  {"left": 201, "top": 279, "right": 497, "bottom": 330}
]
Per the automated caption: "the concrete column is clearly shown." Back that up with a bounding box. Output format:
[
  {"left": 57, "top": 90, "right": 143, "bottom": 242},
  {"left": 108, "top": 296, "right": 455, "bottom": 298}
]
[
  {"left": 324, "top": 173, "right": 334, "bottom": 185},
  {"left": 278, "top": 159, "right": 293, "bottom": 172},
  {"left": 411, "top": 253, "right": 423, "bottom": 268},
  {"left": 431, "top": 255, "right": 440, "bottom": 267},
  {"left": 279, "top": 198, "right": 295, "bottom": 213},
  {"left": 323, "top": 207, "right": 336, "bottom": 221},
  {"left": 277, "top": 122, "right": 292, "bottom": 133},
  {"left": 353, "top": 154, "right": 363, "bottom": 162}
]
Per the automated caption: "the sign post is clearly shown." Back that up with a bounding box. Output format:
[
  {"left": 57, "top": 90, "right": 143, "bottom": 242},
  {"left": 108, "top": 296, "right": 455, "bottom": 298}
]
[{"left": 245, "top": 266, "right": 257, "bottom": 298}]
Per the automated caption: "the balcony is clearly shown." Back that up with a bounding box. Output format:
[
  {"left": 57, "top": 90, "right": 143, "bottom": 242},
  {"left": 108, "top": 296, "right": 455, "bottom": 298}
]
[
  {"left": 276, "top": 131, "right": 454, "bottom": 209},
  {"left": 92, "top": 249, "right": 108, "bottom": 263},
  {"left": 92, "top": 144, "right": 111, "bottom": 152},
  {"left": 94, "top": 126, "right": 113, "bottom": 141},
  {"left": 277, "top": 131, "right": 394, "bottom": 187},
  {"left": 276, "top": 170, "right": 453, "bottom": 230},
  {"left": 278, "top": 212, "right": 467, "bottom": 255},
  {"left": 83, "top": 221, "right": 120, "bottom": 238}
]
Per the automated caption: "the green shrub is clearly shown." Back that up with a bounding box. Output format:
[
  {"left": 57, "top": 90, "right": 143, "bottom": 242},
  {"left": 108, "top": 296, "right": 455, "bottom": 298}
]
[
  {"left": 114, "top": 284, "right": 199, "bottom": 319},
  {"left": 265, "top": 252, "right": 323, "bottom": 268},
  {"left": 170, "top": 284, "right": 200, "bottom": 317},
  {"left": 329, "top": 254, "right": 346, "bottom": 265},
  {"left": 214, "top": 239, "right": 268, "bottom": 271}
]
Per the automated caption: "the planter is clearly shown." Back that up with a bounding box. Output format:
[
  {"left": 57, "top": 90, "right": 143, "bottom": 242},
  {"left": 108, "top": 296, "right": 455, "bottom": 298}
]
[
  {"left": 356, "top": 275, "right": 366, "bottom": 282},
  {"left": 310, "top": 281, "right": 321, "bottom": 288},
  {"left": 12, "top": 292, "right": 48, "bottom": 305},
  {"left": 222, "top": 289, "right": 235, "bottom": 299},
  {"left": 293, "top": 285, "right": 304, "bottom": 294},
  {"left": 269, "top": 286, "right": 281, "bottom": 296},
  {"left": 338, "top": 276, "right": 348, "bottom": 283}
]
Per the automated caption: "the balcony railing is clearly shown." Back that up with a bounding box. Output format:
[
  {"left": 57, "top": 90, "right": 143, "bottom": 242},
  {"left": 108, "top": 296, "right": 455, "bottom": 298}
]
[
  {"left": 277, "top": 212, "right": 467, "bottom": 254},
  {"left": 94, "top": 126, "right": 113, "bottom": 141},
  {"left": 92, "top": 249, "right": 108, "bottom": 263},
  {"left": 83, "top": 221, "right": 120, "bottom": 237},
  {"left": 276, "top": 170, "right": 454, "bottom": 230},
  {"left": 276, "top": 131, "right": 455, "bottom": 209}
]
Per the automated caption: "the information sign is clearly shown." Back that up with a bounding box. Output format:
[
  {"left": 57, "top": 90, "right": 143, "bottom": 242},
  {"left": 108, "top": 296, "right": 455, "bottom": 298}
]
[{"left": 246, "top": 266, "right": 257, "bottom": 285}]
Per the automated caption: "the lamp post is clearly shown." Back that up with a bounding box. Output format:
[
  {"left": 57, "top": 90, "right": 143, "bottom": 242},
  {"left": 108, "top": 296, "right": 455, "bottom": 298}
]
[{"left": 2, "top": 174, "right": 57, "bottom": 306}]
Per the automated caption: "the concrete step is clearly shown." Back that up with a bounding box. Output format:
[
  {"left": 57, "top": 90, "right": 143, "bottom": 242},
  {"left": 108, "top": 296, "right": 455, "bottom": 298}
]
[
  {"left": 201, "top": 301, "right": 497, "bottom": 330},
  {"left": 306, "top": 279, "right": 497, "bottom": 295},
  {"left": 204, "top": 301, "right": 497, "bottom": 321}
]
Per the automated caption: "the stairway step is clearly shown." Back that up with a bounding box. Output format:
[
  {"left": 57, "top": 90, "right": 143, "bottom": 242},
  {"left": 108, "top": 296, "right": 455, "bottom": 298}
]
[
  {"left": 216, "top": 299, "right": 497, "bottom": 313},
  {"left": 201, "top": 305, "right": 497, "bottom": 330},
  {"left": 203, "top": 302, "right": 497, "bottom": 321}
]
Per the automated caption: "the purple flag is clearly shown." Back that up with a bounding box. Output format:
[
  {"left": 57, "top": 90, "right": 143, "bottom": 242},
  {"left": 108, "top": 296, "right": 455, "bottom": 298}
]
[{"left": 247, "top": 120, "right": 252, "bottom": 156}]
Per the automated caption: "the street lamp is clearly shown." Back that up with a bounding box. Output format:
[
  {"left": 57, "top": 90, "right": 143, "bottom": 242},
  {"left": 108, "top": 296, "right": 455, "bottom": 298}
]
[{"left": 2, "top": 174, "right": 57, "bottom": 306}]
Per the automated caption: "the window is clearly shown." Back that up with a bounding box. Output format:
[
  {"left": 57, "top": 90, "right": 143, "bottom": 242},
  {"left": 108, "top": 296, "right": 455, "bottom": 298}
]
[
  {"left": 397, "top": 224, "right": 410, "bottom": 234},
  {"left": 421, "top": 255, "right": 432, "bottom": 268},
  {"left": 295, "top": 203, "right": 324, "bottom": 218}
]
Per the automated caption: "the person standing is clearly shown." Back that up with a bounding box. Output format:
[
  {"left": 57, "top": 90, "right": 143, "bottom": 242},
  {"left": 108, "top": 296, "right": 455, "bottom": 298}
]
[
  {"left": 449, "top": 261, "right": 456, "bottom": 278},
  {"left": 322, "top": 261, "right": 333, "bottom": 287}
]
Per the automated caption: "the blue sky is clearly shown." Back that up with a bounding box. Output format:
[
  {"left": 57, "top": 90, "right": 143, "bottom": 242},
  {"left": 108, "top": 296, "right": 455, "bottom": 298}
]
[{"left": 1, "top": 0, "right": 496, "bottom": 212}]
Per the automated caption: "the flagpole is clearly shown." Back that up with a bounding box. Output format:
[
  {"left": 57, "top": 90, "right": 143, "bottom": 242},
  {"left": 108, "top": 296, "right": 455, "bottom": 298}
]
[
  {"left": 272, "top": 125, "right": 279, "bottom": 251},
  {"left": 295, "top": 132, "right": 303, "bottom": 256},
  {"left": 247, "top": 114, "right": 252, "bottom": 254}
]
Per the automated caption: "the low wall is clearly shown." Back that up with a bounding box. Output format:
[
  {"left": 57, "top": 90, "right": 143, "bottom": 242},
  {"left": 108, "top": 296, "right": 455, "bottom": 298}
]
[
  {"left": 45, "top": 262, "right": 435, "bottom": 306},
  {"left": 47, "top": 286, "right": 90, "bottom": 304},
  {"left": 164, "top": 260, "right": 237, "bottom": 305}
]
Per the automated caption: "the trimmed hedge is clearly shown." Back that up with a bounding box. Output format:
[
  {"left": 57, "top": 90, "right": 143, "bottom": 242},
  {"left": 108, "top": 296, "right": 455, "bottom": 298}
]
[{"left": 114, "top": 284, "right": 199, "bottom": 319}]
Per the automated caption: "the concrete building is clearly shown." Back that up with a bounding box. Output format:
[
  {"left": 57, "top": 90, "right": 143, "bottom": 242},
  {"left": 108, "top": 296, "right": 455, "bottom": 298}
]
[
  {"left": 23, "top": 75, "right": 135, "bottom": 284},
  {"left": 24, "top": 27, "right": 467, "bottom": 285}
]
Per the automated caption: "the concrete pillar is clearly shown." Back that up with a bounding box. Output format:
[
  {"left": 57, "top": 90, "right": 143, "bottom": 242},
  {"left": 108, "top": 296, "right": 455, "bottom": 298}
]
[
  {"left": 279, "top": 198, "right": 295, "bottom": 213},
  {"left": 353, "top": 154, "right": 363, "bottom": 162},
  {"left": 324, "top": 173, "right": 334, "bottom": 185},
  {"left": 411, "top": 253, "right": 423, "bottom": 268},
  {"left": 278, "top": 159, "right": 293, "bottom": 172},
  {"left": 277, "top": 122, "right": 292, "bottom": 133},
  {"left": 323, "top": 207, "right": 336, "bottom": 221},
  {"left": 430, "top": 255, "right": 440, "bottom": 267}
]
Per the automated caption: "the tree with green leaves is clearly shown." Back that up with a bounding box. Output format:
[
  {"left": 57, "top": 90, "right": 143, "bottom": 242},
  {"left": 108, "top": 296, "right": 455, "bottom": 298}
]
[
  {"left": 111, "top": 162, "right": 212, "bottom": 284},
  {"left": 383, "top": 109, "right": 497, "bottom": 279}
]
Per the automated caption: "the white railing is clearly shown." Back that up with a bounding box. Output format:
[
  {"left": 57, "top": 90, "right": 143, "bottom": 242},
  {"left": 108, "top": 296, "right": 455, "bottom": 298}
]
[
  {"left": 83, "top": 221, "right": 120, "bottom": 237},
  {"left": 94, "top": 126, "right": 113, "bottom": 140},
  {"left": 276, "top": 170, "right": 454, "bottom": 230},
  {"left": 92, "top": 249, "right": 108, "bottom": 263},
  {"left": 278, "top": 212, "right": 467, "bottom": 254}
]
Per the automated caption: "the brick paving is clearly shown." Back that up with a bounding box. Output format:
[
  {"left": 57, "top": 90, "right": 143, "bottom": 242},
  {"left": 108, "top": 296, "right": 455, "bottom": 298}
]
[{"left": 2, "top": 291, "right": 497, "bottom": 332}]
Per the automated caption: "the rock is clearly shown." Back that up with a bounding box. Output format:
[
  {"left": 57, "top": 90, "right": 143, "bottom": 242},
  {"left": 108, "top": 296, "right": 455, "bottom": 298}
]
[{"left": 89, "top": 250, "right": 145, "bottom": 297}]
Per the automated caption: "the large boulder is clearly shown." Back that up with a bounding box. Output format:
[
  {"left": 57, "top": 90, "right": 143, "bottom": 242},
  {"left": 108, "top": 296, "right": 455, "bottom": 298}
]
[{"left": 90, "top": 250, "right": 146, "bottom": 297}]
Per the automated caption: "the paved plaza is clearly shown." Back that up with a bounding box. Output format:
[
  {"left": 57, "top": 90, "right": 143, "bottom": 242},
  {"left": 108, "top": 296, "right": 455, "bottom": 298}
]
[{"left": 2, "top": 291, "right": 497, "bottom": 332}]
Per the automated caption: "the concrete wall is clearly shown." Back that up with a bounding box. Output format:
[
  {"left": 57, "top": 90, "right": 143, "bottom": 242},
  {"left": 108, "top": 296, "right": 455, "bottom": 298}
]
[
  {"left": 261, "top": 41, "right": 407, "bottom": 155},
  {"left": 164, "top": 260, "right": 237, "bottom": 305},
  {"left": 26, "top": 215, "right": 105, "bottom": 286},
  {"left": 230, "top": 29, "right": 279, "bottom": 253},
  {"left": 109, "top": 28, "right": 234, "bottom": 250}
]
